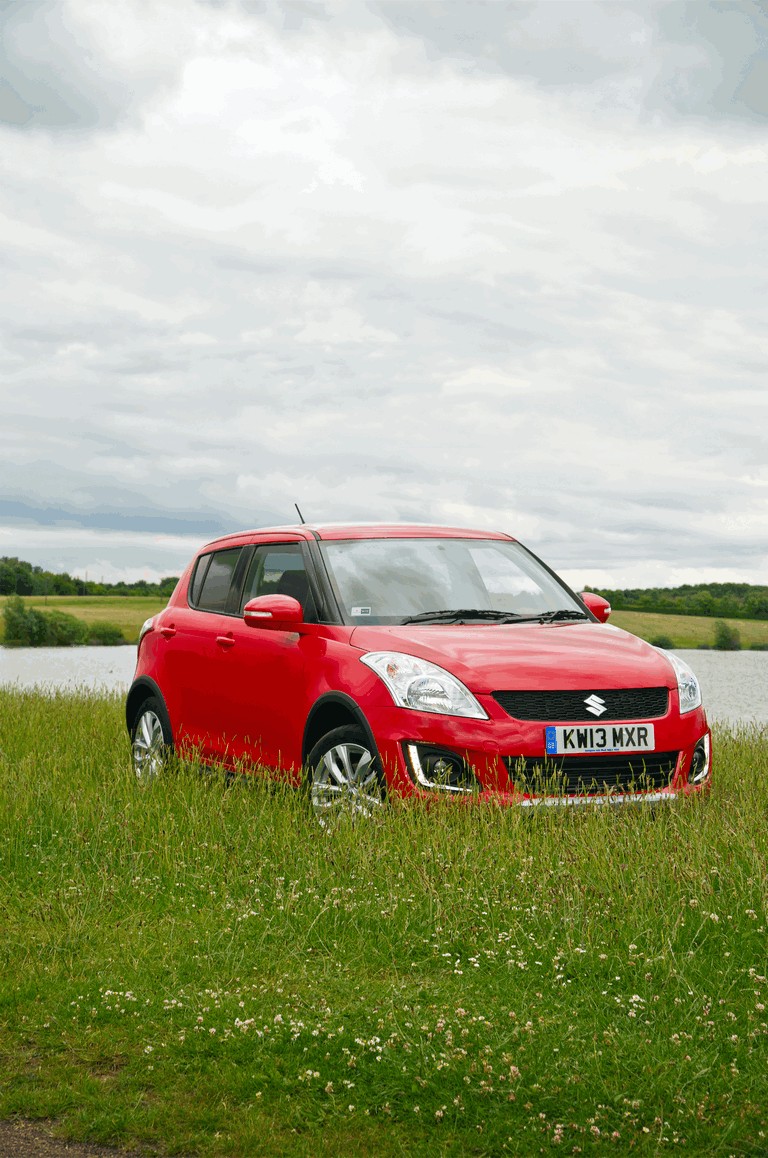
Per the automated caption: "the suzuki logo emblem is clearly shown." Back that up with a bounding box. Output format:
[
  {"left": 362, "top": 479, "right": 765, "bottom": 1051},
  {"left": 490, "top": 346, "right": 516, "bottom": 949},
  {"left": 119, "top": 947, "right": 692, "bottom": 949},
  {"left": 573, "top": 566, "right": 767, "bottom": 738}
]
[{"left": 584, "top": 694, "right": 607, "bottom": 717}]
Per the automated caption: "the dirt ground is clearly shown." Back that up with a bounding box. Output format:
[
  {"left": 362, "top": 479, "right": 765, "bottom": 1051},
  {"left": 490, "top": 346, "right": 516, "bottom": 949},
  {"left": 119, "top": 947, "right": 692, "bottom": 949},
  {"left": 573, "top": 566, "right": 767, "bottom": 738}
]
[{"left": 0, "top": 1121, "right": 165, "bottom": 1158}]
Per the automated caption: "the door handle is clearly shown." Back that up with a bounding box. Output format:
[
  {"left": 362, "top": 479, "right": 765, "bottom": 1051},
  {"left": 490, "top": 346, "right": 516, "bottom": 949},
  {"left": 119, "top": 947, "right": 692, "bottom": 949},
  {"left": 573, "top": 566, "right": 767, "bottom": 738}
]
[
  {"left": 216, "top": 634, "right": 235, "bottom": 648},
  {"left": 160, "top": 625, "right": 176, "bottom": 639}
]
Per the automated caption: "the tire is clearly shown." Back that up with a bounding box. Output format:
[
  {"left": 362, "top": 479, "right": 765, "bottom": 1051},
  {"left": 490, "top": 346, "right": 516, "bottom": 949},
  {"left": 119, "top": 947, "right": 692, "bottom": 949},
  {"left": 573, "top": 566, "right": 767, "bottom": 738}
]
[
  {"left": 130, "top": 695, "right": 173, "bottom": 784},
  {"left": 307, "top": 725, "right": 386, "bottom": 827}
]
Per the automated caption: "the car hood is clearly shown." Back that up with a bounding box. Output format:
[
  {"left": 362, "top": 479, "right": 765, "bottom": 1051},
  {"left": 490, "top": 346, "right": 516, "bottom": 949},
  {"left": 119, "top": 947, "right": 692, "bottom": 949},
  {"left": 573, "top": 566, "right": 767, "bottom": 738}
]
[{"left": 348, "top": 622, "right": 676, "bottom": 694}]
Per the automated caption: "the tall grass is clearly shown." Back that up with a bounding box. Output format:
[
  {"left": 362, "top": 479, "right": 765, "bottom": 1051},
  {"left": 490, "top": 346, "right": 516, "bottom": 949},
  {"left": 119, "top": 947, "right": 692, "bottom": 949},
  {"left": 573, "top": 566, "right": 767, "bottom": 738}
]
[{"left": 0, "top": 690, "right": 766, "bottom": 1155}]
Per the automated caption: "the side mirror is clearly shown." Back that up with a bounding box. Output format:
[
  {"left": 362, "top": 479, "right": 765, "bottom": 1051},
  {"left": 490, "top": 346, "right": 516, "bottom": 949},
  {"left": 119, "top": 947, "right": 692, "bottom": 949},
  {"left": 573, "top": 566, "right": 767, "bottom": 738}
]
[
  {"left": 243, "top": 594, "right": 304, "bottom": 629},
  {"left": 579, "top": 592, "right": 611, "bottom": 623}
]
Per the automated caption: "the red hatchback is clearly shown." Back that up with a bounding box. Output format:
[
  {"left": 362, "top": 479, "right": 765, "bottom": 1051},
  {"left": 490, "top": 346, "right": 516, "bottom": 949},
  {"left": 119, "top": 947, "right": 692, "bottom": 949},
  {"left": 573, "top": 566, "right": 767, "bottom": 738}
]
[{"left": 127, "top": 524, "right": 712, "bottom": 822}]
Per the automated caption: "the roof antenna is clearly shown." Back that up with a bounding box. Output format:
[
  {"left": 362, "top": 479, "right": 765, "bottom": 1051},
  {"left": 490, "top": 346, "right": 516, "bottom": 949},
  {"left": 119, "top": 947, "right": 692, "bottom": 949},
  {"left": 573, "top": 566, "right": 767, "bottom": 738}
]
[{"left": 294, "top": 502, "right": 306, "bottom": 524}]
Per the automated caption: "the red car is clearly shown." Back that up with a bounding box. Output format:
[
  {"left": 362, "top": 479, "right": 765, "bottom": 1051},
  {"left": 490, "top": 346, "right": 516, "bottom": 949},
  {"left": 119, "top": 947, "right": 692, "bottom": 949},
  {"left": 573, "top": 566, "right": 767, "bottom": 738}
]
[{"left": 127, "top": 524, "right": 711, "bottom": 821}]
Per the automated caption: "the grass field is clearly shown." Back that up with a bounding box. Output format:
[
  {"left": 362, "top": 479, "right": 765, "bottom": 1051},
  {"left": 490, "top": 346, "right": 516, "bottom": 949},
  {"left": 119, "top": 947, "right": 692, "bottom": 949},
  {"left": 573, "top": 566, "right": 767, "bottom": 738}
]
[
  {"left": 1, "top": 595, "right": 768, "bottom": 650},
  {"left": 0, "top": 690, "right": 766, "bottom": 1156},
  {"left": 610, "top": 610, "right": 768, "bottom": 650}
]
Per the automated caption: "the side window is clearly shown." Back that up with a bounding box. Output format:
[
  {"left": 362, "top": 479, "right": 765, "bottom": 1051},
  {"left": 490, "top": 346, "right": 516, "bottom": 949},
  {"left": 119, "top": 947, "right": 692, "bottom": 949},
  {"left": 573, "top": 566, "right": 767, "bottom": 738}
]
[
  {"left": 195, "top": 548, "right": 243, "bottom": 612},
  {"left": 189, "top": 554, "right": 212, "bottom": 606},
  {"left": 240, "top": 544, "right": 316, "bottom": 620}
]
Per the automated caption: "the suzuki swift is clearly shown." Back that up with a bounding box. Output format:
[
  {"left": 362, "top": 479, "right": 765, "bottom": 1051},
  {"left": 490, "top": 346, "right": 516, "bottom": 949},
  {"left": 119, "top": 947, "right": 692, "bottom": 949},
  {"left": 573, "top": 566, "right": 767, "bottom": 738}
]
[{"left": 127, "top": 524, "right": 712, "bottom": 821}]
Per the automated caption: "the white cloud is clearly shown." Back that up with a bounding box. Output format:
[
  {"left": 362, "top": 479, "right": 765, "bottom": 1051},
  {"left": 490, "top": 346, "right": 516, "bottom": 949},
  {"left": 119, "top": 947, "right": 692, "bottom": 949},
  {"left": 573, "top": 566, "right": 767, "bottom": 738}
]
[
  {"left": 294, "top": 306, "right": 399, "bottom": 345},
  {"left": 0, "top": 0, "right": 766, "bottom": 586}
]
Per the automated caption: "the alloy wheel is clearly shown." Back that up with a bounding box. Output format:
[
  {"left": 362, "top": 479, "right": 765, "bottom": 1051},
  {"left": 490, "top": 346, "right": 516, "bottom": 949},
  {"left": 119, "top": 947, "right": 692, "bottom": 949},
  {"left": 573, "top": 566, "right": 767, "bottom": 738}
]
[
  {"left": 132, "top": 708, "right": 167, "bottom": 783},
  {"left": 311, "top": 739, "right": 385, "bottom": 826}
]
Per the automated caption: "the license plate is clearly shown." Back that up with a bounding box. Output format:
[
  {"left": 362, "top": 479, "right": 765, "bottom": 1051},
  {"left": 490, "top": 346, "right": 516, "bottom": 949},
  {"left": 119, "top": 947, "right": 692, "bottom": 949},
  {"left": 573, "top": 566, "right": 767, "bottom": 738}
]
[{"left": 545, "top": 724, "right": 655, "bottom": 755}]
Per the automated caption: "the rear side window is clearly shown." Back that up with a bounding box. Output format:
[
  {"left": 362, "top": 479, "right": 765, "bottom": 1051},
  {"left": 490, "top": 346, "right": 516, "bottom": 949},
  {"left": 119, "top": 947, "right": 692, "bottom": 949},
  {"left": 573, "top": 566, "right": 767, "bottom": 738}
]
[{"left": 191, "top": 548, "right": 243, "bottom": 612}]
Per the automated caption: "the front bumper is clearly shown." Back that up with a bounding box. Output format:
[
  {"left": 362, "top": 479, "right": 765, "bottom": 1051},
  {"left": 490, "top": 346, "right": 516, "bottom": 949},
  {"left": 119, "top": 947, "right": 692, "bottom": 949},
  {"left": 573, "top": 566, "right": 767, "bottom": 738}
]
[{"left": 369, "top": 691, "right": 712, "bottom": 805}]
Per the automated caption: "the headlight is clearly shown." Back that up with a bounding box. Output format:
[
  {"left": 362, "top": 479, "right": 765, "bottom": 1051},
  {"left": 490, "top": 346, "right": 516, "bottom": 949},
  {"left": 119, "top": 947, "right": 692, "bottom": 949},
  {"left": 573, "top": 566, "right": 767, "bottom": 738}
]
[
  {"left": 360, "top": 652, "right": 488, "bottom": 719},
  {"left": 663, "top": 650, "right": 702, "bottom": 714}
]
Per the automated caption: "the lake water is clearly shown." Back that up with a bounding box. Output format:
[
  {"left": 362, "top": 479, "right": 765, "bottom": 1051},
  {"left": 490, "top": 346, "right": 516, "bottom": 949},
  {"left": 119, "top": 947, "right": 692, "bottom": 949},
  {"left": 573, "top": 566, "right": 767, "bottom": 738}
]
[
  {"left": 673, "top": 650, "right": 767, "bottom": 729},
  {"left": 0, "top": 646, "right": 138, "bottom": 693},
  {"left": 0, "top": 645, "right": 765, "bottom": 729}
]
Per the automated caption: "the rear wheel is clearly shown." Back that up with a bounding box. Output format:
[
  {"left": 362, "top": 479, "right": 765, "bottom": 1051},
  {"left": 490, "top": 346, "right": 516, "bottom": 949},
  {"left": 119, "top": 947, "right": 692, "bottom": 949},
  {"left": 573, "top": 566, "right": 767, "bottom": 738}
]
[
  {"left": 131, "top": 696, "right": 173, "bottom": 783},
  {"left": 307, "top": 725, "right": 386, "bottom": 827}
]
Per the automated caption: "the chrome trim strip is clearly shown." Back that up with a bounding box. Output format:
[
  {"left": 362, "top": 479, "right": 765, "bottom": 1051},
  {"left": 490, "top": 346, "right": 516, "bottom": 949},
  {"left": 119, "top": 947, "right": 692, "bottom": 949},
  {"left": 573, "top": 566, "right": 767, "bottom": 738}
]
[{"left": 518, "top": 791, "right": 677, "bottom": 809}]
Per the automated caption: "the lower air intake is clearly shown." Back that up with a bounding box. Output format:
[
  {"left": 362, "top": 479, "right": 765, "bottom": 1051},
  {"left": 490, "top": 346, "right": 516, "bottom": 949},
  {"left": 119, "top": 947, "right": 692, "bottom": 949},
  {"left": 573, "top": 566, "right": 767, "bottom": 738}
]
[{"left": 504, "top": 752, "right": 678, "bottom": 796}]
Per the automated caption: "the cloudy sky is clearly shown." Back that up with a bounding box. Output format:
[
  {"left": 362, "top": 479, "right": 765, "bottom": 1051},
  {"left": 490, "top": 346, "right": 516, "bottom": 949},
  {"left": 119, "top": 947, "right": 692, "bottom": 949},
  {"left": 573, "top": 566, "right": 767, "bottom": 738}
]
[{"left": 1, "top": 0, "right": 766, "bottom": 589}]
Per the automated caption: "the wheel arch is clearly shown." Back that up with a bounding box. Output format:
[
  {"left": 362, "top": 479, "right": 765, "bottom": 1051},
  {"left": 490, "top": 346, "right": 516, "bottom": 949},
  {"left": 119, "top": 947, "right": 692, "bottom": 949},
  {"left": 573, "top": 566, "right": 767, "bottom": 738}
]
[
  {"left": 302, "top": 693, "right": 378, "bottom": 766},
  {"left": 126, "top": 677, "right": 171, "bottom": 737}
]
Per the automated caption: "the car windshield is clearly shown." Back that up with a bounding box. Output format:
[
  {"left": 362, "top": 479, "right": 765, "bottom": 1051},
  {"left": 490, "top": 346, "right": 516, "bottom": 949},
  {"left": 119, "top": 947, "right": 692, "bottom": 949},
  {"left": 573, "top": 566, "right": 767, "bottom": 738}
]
[{"left": 319, "top": 537, "right": 585, "bottom": 626}]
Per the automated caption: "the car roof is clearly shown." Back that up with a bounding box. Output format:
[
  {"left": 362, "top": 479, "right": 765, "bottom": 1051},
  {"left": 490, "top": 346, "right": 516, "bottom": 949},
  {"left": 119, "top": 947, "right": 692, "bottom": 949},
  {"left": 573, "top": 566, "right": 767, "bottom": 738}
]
[{"left": 197, "top": 523, "right": 516, "bottom": 551}]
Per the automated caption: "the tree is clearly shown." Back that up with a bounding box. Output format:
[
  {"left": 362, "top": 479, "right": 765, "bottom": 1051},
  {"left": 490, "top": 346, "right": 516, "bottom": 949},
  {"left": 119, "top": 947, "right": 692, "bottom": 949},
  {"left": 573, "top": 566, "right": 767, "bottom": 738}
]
[
  {"left": 713, "top": 620, "right": 741, "bottom": 651},
  {"left": 0, "top": 561, "right": 15, "bottom": 595}
]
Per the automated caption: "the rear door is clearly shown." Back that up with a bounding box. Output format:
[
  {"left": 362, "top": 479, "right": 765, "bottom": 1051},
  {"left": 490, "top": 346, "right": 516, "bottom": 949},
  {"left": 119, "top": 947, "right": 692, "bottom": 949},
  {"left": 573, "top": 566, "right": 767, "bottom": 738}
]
[{"left": 163, "top": 546, "right": 247, "bottom": 761}]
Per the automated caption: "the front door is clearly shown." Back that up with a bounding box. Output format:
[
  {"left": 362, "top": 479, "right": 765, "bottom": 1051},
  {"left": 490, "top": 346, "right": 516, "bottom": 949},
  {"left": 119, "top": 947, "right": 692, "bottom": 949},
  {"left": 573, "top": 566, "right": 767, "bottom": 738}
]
[{"left": 213, "top": 541, "right": 314, "bottom": 776}]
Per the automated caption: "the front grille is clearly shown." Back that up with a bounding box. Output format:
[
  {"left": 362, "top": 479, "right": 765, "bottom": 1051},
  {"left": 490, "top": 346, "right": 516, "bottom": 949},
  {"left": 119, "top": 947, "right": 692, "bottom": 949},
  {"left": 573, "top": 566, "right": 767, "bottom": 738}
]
[
  {"left": 493, "top": 687, "right": 669, "bottom": 722},
  {"left": 504, "top": 751, "right": 678, "bottom": 796}
]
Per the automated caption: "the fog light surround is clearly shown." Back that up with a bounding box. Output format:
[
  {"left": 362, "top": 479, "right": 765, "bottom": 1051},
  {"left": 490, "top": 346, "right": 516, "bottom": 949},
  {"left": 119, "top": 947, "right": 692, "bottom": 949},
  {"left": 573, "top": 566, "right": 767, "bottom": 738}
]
[
  {"left": 404, "top": 743, "right": 479, "bottom": 794},
  {"left": 688, "top": 735, "right": 711, "bottom": 785}
]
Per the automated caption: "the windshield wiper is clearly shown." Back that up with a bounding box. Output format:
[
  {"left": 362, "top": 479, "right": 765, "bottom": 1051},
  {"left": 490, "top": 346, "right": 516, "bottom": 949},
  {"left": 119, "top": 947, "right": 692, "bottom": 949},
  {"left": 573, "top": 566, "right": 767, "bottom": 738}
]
[
  {"left": 401, "top": 608, "right": 589, "bottom": 626},
  {"left": 537, "top": 609, "right": 589, "bottom": 622},
  {"left": 401, "top": 608, "right": 522, "bottom": 625},
  {"left": 503, "top": 609, "right": 589, "bottom": 624}
]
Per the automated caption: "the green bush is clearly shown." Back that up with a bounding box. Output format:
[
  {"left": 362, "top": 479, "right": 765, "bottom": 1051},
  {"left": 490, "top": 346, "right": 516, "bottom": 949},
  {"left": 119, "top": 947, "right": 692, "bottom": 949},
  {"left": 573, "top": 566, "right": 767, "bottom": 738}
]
[
  {"left": 43, "top": 610, "right": 89, "bottom": 646},
  {"left": 2, "top": 597, "right": 90, "bottom": 647},
  {"left": 2, "top": 596, "right": 48, "bottom": 646},
  {"left": 87, "top": 622, "right": 125, "bottom": 645},
  {"left": 713, "top": 619, "right": 741, "bottom": 650},
  {"left": 649, "top": 634, "right": 674, "bottom": 649}
]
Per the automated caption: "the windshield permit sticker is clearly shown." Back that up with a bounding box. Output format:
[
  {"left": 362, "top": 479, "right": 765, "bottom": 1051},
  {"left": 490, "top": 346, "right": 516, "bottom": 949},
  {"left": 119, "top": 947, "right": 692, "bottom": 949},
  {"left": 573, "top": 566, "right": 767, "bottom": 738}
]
[{"left": 352, "top": 606, "right": 372, "bottom": 616}]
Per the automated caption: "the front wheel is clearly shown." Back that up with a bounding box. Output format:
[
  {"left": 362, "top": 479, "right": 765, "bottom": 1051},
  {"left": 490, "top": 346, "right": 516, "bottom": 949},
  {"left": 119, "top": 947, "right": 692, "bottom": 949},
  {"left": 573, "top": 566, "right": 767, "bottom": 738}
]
[
  {"left": 307, "top": 725, "right": 386, "bottom": 827},
  {"left": 131, "top": 696, "right": 173, "bottom": 783}
]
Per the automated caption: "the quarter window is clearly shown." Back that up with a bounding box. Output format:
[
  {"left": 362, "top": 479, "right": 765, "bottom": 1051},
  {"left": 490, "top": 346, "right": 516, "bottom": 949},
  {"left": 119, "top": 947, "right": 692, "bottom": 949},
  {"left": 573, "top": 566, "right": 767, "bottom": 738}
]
[{"left": 189, "top": 554, "right": 211, "bottom": 606}]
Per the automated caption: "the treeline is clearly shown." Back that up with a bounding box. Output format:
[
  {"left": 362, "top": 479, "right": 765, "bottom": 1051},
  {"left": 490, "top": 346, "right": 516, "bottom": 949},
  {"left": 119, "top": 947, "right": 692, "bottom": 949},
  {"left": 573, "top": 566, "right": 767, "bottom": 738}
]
[
  {"left": 0, "top": 556, "right": 179, "bottom": 598},
  {"left": 587, "top": 582, "right": 768, "bottom": 620}
]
